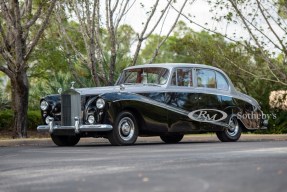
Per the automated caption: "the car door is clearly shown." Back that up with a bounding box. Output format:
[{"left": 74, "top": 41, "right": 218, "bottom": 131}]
[
  {"left": 167, "top": 67, "right": 200, "bottom": 132},
  {"left": 196, "top": 69, "right": 222, "bottom": 109},
  {"left": 195, "top": 68, "right": 225, "bottom": 130}
]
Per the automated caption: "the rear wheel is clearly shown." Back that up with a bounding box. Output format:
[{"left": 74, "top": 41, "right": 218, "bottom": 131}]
[
  {"left": 216, "top": 116, "right": 242, "bottom": 142},
  {"left": 51, "top": 134, "right": 80, "bottom": 146},
  {"left": 108, "top": 111, "right": 139, "bottom": 146},
  {"left": 160, "top": 133, "right": 184, "bottom": 144}
]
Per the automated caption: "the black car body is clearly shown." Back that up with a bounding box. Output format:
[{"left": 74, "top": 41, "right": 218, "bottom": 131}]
[{"left": 37, "top": 63, "right": 268, "bottom": 146}]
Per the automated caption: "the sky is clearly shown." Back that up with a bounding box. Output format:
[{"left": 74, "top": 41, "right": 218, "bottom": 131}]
[
  {"left": 121, "top": 0, "right": 247, "bottom": 39},
  {"left": 115, "top": 0, "right": 252, "bottom": 57},
  {"left": 120, "top": 0, "right": 283, "bottom": 54},
  {"left": 122, "top": 1, "right": 212, "bottom": 33}
]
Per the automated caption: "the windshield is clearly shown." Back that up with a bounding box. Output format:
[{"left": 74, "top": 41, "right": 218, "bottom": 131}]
[{"left": 116, "top": 67, "right": 170, "bottom": 85}]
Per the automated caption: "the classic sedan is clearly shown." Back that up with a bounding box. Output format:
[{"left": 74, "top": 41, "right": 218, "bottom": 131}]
[{"left": 37, "top": 63, "right": 268, "bottom": 146}]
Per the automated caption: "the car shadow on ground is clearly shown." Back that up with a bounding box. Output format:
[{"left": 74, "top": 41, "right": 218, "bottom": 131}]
[
  {"left": 67, "top": 140, "right": 249, "bottom": 148},
  {"left": 35, "top": 137, "right": 282, "bottom": 148}
]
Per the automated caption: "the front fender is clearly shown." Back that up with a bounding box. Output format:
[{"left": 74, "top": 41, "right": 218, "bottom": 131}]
[{"left": 101, "top": 92, "right": 169, "bottom": 133}]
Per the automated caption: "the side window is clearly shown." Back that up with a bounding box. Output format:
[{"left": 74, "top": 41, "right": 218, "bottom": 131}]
[
  {"left": 216, "top": 72, "right": 229, "bottom": 90},
  {"left": 196, "top": 69, "right": 216, "bottom": 88},
  {"left": 171, "top": 68, "right": 193, "bottom": 87}
]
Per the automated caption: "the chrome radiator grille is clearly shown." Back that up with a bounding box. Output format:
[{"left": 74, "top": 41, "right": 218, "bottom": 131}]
[{"left": 61, "top": 90, "right": 81, "bottom": 126}]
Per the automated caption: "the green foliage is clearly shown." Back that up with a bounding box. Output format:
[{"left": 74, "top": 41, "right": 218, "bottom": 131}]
[
  {"left": 0, "top": 76, "right": 10, "bottom": 110},
  {"left": 0, "top": 72, "right": 11, "bottom": 110},
  {"left": 0, "top": 110, "right": 13, "bottom": 131},
  {"left": 27, "top": 110, "right": 43, "bottom": 131},
  {"left": 260, "top": 109, "right": 287, "bottom": 134},
  {"left": 0, "top": 94, "right": 10, "bottom": 110},
  {"left": 27, "top": 16, "right": 94, "bottom": 109},
  {"left": 29, "top": 71, "right": 73, "bottom": 109},
  {"left": 0, "top": 110, "right": 42, "bottom": 131},
  {"left": 28, "top": 21, "right": 70, "bottom": 79},
  {"left": 27, "top": 20, "right": 136, "bottom": 100},
  {"left": 114, "top": 25, "right": 136, "bottom": 78},
  {"left": 278, "top": 0, "right": 287, "bottom": 18}
]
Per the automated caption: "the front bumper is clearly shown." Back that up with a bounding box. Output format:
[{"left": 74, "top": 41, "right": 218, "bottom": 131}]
[{"left": 37, "top": 117, "right": 113, "bottom": 134}]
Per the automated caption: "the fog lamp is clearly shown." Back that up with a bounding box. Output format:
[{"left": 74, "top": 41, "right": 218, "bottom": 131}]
[
  {"left": 45, "top": 116, "right": 51, "bottom": 124},
  {"left": 88, "top": 115, "right": 95, "bottom": 124}
]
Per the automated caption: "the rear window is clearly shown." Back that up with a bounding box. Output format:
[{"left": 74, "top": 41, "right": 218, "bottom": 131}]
[
  {"left": 196, "top": 69, "right": 229, "bottom": 90},
  {"left": 171, "top": 68, "right": 193, "bottom": 87},
  {"left": 216, "top": 72, "right": 229, "bottom": 90},
  {"left": 197, "top": 69, "right": 216, "bottom": 88}
]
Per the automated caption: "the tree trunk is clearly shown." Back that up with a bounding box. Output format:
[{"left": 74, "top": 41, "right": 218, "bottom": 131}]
[
  {"left": 11, "top": 71, "right": 29, "bottom": 138},
  {"left": 109, "top": 49, "right": 116, "bottom": 85},
  {"left": 89, "top": 39, "right": 101, "bottom": 87}
]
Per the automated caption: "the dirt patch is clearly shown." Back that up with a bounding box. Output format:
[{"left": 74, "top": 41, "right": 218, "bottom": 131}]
[{"left": 0, "top": 130, "right": 49, "bottom": 139}]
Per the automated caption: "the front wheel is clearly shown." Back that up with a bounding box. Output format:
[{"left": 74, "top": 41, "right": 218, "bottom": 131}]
[
  {"left": 51, "top": 134, "right": 80, "bottom": 146},
  {"left": 160, "top": 133, "right": 184, "bottom": 144},
  {"left": 108, "top": 111, "right": 139, "bottom": 146},
  {"left": 216, "top": 116, "right": 242, "bottom": 142}
]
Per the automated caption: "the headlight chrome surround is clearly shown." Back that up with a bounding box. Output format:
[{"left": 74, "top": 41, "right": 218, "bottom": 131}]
[
  {"left": 96, "top": 98, "right": 105, "bottom": 109},
  {"left": 40, "top": 100, "right": 49, "bottom": 110}
]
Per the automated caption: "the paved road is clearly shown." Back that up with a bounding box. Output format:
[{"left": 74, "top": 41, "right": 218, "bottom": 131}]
[{"left": 0, "top": 139, "right": 287, "bottom": 192}]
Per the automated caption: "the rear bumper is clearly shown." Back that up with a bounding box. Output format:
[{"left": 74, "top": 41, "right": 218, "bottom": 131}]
[
  {"left": 37, "top": 117, "right": 113, "bottom": 134},
  {"left": 261, "top": 119, "right": 268, "bottom": 130}
]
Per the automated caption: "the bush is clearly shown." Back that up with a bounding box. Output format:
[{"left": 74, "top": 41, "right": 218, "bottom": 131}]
[
  {"left": 266, "top": 110, "right": 287, "bottom": 134},
  {"left": 0, "top": 90, "right": 11, "bottom": 110},
  {"left": 27, "top": 110, "right": 43, "bottom": 131},
  {"left": 0, "top": 110, "right": 14, "bottom": 131},
  {"left": 0, "top": 110, "right": 42, "bottom": 131}
]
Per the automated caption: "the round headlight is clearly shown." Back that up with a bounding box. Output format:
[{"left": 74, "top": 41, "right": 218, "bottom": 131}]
[
  {"left": 96, "top": 98, "right": 105, "bottom": 109},
  {"left": 88, "top": 115, "right": 95, "bottom": 124},
  {"left": 40, "top": 100, "right": 49, "bottom": 110}
]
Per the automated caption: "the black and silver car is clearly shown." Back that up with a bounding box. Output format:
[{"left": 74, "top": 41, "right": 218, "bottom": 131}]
[{"left": 37, "top": 63, "right": 268, "bottom": 146}]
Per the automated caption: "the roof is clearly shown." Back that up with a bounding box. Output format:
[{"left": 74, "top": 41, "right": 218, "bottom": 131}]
[
  {"left": 124, "top": 63, "right": 236, "bottom": 94},
  {"left": 125, "top": 63, "right": 223, "bottom": 72}
]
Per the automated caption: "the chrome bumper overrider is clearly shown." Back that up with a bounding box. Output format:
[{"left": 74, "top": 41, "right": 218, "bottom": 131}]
[{"left": 37, "top": 117, "right": 113, "bottom": 134}]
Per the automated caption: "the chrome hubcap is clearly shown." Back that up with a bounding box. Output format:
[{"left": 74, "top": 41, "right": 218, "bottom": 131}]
[
  {"left": 226, "top": 117, "right": 239, "bottom": 137},
  {"left": 118, "top": 117, "right": 135, "bottom": 141}
]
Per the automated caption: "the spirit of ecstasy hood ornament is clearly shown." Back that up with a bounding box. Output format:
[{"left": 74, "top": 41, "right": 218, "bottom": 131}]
[
  {"left": 71, "top": 81, "right": 75, "bottom": 89},
  {"left": 58, "top": 88, "right": 62, "bottom": 94}
]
